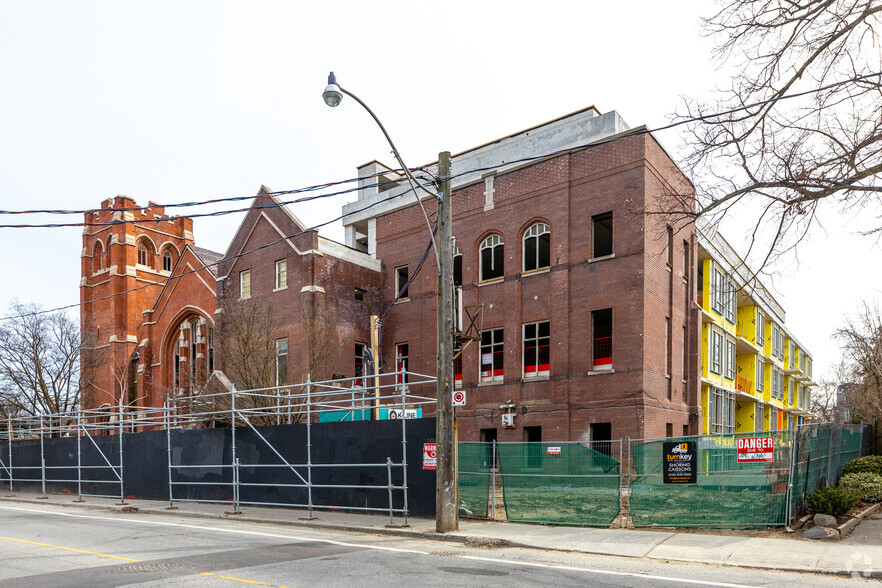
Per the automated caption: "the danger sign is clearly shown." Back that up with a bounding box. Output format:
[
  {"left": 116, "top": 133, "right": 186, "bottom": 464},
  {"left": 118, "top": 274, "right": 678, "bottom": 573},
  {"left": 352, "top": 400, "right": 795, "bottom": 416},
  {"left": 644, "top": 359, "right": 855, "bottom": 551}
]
[
  {"left": 423, "top": 443, "right": 437, "bottom": 470},
  {"left": 737, "top": 437, "right": 775, "bottom": 462},
  {"left": 452, "top": 390, "right": 466, "bottom": 406}
]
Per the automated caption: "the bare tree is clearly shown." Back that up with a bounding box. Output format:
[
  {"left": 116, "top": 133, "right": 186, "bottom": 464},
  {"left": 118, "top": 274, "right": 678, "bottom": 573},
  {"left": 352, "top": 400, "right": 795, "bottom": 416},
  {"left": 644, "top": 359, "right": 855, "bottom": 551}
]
[
  {"left": 0, "top": 301, "right": 97, "bottom": 423},
  {"left": 834, "top": 301, "right": 882, "bottom": 422},
  {"left": 216, "top": 298, "right": 277, "bottom": 392},
  {"left": 663, "top": 1, "right": 881, "bottom": 271},
  {"left": 297, "top": 303, "right": 342, "bottom": 385}
]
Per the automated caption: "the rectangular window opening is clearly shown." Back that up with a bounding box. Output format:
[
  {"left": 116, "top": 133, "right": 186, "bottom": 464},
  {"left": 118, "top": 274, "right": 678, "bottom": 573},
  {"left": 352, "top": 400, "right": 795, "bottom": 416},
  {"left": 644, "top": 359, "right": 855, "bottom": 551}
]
[
  {"left": 275, "top": 259, "right": 287, "bottom": 289},
  {"left": 395, "top": 266, "right": 409, "bottom": 299},
  {"left": 275, "top": 338, "right": 288, "bottom": 387},
  {"left": 239, "top": 270, "right": 251, "bottom": 300},
  {"left": 592, "top": 308, "right": 613, "bottom": 370},
  {"left": 523, "top": 321, "right": 550, "bottom": 378},
  {"left": 480, "top": 328, "right": 504, "bottom": 383},
  {"left": 592, "top": 212, "right": 613, "bottom": 258}
]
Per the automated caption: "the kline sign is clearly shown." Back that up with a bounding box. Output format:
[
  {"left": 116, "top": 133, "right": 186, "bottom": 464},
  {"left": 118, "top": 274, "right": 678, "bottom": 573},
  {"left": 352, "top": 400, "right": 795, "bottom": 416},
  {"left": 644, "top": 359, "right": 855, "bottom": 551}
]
[{"left": 737, "top": 436, "right": 775, "bottom": 463}]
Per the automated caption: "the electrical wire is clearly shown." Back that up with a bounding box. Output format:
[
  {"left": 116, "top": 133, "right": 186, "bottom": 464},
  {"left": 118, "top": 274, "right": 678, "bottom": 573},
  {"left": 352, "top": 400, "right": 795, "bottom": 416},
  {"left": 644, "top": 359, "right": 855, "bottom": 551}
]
[
  {"left": 0, "top": 188, "right": 428, "bottom": 322},
  {"left": 3, "top": 69, "right": 875, "bottom": 223}
]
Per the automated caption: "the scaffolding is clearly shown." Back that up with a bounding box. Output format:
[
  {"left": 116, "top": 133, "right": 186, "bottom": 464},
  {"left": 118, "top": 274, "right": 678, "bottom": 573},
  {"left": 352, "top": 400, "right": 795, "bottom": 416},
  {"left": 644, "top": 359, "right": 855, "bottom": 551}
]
[{"left": 0, "top": 370, "right": 436, "bottom": 523}]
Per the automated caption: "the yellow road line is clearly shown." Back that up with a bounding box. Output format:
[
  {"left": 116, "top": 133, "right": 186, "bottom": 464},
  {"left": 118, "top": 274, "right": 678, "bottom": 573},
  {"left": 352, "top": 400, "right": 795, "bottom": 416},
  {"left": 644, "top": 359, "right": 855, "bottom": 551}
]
[
  {"left": 0, "top": 535, "right": 288, "bottom": 587},
  {"left": 0, "top": 535, "right": 140, "bottom": 562}
]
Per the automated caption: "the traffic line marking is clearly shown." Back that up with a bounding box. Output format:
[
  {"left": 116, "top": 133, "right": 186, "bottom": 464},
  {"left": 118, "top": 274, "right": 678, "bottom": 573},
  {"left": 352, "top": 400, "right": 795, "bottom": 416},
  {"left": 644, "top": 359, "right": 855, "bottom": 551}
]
[
  {"left": 0, "top": 535, "right": 140, "bottom": 562},
  {"left": 0, "top": 530, "right": 289, "bottom": 587},
  {"left": 0, "top": 503, "right": 772, "bottom": 587}
]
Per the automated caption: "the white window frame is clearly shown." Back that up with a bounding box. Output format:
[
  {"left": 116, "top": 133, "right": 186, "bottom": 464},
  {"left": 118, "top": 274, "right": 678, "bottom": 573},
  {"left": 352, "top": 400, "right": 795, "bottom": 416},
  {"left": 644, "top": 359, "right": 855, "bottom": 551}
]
[
  {"left": 395, "top": 265, "right": 409, "bottom": 299},
  {"left": 711, "top": 266, "right": 725, "bottom": 315},
  {"left": 725, "top": 337, "right": 736, "bottom": 380},
  {"left": 239, "top": 270, "right": 251, "bottom": 299},
  {"left": 275, "top": 259, "right": 287, "bottom": 290},
  {"left": 755, "top": 357, "right": 765, "bottom": 393},
  {"left": 522, "top": 321, "right": 550, "bottom": 379},
  {"left": 480, "top": 328, "right": 504, "bottom": 383},
  {"left": 710, "top": 328, "right": 723, "bottom": 375},
  {"left": 709, "top": 387, "right": 735, "bottom": 434},
  {"left": 725, "top": 278, "right": 737, "bottom": 323},
  {"left": 480, "top": 234, "right": 504, "bottom": 281},
  {"left": 523, "top": 222, "right": 550, "bottom": 272},
  {"left": 275, "top": 338, "right": 288, "bottom": 387},
  {"left": 756, "top": 310, "right": 765, "bottom": 348}
]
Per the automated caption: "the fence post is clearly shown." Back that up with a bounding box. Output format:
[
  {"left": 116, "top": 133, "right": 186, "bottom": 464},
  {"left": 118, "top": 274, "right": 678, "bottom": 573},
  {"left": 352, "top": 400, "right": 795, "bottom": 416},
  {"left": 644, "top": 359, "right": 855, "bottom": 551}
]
[
  {"left": 306, "top": 373, "right": 316, "bottom": 520},
  {"left": 622, "top": 437, "right": 630, "bottom": 528},
  {"left": 785, "top": 428, "right": 798, "bottom": 527},
  {"left": 230, "top": 388, "right": 238, "bottom": 513},
  {"left": 74, "top": 409, "right": 84, "bottom": 502},
  {"left": 399, "top": 372, "right": 409, "bottom": 526},
  {"left": 233, "top": 458, "right": 241, "bottom": 514},
  {"left": 491, "top": 439, "right": 496, "bottom": 521},
  {"left": 38, "top": 415, "right": 47, "bottom": 499},
  {"left": 118, "top": 398, "right": 126, "bottom": 505},
  {"left": 387, "top": 456, "right": 394, "bottom": 525},
  {"left": 6, "top": 415, "right": 12, "bottom": 496},
  {"left": 165, "top": 403, "right": 176, "bottom": 509}
]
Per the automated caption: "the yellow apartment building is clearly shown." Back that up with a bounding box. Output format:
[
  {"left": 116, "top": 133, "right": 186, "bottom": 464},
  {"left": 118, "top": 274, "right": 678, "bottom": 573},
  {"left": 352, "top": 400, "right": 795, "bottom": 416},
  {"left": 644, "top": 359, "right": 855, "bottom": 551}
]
[{"left": 696, "top": 221, "right": 815, "bottom": 434}]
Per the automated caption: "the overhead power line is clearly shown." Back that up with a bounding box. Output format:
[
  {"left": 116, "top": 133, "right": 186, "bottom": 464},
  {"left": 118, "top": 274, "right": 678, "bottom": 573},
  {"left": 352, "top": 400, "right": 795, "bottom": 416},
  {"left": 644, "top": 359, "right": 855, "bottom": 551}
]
[{"left": 0, "top": 70, "right": 875, "bottom": 226}]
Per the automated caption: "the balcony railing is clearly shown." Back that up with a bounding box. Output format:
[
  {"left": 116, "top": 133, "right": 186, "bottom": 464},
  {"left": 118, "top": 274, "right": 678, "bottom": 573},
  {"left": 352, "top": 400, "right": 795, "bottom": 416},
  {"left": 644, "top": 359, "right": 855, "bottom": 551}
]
[{"left": 735, "top": 375, "right": 753, "bottom": 395}]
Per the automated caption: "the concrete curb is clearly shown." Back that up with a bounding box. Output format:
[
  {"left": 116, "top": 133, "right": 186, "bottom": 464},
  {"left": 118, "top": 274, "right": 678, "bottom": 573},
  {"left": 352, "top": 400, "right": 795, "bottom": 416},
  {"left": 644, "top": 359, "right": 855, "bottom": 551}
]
[{"left": 838, "top": 502, "right": 881, "bottom": 538}]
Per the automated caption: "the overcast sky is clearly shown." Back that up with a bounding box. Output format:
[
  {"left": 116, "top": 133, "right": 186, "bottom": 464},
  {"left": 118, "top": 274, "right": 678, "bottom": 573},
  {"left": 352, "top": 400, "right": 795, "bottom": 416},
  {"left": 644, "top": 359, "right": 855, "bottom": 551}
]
[{"left": 1, "top": 1, "right": 879, "bottom": 381}]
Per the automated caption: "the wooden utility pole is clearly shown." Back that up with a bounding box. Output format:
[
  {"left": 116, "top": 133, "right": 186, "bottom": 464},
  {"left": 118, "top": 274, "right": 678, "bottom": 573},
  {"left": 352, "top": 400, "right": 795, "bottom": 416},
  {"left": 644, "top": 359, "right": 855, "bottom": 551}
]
[
  {"left": 370, "top": 314, "right": 380, "bottom": 420},
  {"left": 436, "top": 151, "right": 458, "bottom": 532}
]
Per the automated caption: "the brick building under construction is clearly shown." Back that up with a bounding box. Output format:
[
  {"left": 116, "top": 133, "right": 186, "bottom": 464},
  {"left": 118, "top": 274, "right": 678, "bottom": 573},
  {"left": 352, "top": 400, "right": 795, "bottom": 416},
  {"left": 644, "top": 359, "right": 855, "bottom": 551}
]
[{"left": 80, "top": 107, "right": 705, "bottom": 442}]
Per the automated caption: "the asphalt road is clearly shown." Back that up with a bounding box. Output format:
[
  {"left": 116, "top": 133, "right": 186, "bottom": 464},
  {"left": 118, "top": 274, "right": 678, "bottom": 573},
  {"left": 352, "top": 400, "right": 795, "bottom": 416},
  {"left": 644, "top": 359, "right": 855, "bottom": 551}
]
[{"left": 0, "top": 503, "right": 873, "bottom": 587}]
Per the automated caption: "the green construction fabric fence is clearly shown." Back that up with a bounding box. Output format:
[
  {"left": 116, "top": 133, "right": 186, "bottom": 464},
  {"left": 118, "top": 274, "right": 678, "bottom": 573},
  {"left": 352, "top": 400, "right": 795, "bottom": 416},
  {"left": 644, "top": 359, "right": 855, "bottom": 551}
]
[
  {"left": 629, "top": 432, "right": 792, "bottom": 528},
  {"left": 458, "top": 442, "right": 492, "bottom": 518},
  {"left": 790, "top": 423, "right": 867, "bottom": 517},
  {"left": 495, "top": 442, "right": 620, "bottom": 526}
]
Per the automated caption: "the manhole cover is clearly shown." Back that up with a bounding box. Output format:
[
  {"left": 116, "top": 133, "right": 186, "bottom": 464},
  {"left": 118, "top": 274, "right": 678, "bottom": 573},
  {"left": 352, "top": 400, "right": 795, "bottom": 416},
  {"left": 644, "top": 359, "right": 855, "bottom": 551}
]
[{"left": 120, "top": 562, "right": 180, "bottom": 573}]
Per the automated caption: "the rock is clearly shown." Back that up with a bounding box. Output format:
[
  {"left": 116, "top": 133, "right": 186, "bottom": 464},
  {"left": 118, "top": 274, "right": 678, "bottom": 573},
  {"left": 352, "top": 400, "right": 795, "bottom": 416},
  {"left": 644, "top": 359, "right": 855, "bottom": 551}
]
[
  {"left": 803, "top": 526, "right": 840, "bottom": 540},
  {"left": 813, "top": 513, "right": 839, "bottom": 528}
]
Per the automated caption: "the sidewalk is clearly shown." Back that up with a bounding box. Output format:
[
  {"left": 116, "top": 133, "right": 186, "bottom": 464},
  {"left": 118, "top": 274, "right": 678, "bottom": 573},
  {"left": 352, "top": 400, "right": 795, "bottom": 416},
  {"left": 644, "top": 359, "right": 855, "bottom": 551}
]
[{"left": 2, "top": 491, "right": 880, "bottom": 578}]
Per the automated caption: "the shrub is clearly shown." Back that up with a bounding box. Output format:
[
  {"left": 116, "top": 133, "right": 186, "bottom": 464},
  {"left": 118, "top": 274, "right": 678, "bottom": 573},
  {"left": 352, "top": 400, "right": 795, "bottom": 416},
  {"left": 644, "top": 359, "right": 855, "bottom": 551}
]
[
  {"left": 842, "top": 455, "right": 882, "bottom": 477},
  {"left": 840, "top": 472, "right": 882, "bottom": 502},
  {"left": 806, "top": 486, "right": 859, "bottom": 517}
]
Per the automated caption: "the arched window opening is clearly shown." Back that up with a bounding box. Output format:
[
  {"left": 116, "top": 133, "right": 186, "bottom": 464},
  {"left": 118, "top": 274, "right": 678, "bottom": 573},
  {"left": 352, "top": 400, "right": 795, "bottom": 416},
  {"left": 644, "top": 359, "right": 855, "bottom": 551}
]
[
  {"left": 480, "top": 234, "right": 504, "bottom": 281},
  {"left": 93, "top": 242, "right": 104, "bottom": 273},
  {"left": 453, "top": 245, "right": 462, "bottom": 287},
  {"left": 137, "top": 241, "right": 149, "bottom": 267},
  {"left": 523, "top": 223, "right": 550, "bottom": 272},
  {"left": 172, "top": 315, "right": 214, "bottom": 395},
  {"left": 162, "top": 248, "right": 174, "bottom": 272}
]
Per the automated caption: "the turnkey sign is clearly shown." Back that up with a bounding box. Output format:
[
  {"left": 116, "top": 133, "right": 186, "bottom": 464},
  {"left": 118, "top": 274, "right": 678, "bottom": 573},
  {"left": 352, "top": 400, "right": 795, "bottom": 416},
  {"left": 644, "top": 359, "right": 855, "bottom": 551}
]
[
  {"left": 663, "top": 441, "right": 697, "bottom": 484},
  {"left": 737, "top": 436, "right": 775, "bottom": 463}
]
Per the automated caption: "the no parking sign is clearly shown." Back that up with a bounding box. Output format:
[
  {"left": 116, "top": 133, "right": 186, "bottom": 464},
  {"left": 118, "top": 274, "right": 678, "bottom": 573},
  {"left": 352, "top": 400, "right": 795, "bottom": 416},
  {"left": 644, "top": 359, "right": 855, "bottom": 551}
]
[{"left": 452, "top": 390, "right": 466, "bottom": 406}]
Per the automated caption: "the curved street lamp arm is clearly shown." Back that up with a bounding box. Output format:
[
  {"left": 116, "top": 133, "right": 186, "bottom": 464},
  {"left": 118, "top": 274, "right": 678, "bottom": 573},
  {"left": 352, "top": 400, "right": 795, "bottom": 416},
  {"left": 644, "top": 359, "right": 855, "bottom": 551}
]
[{"left": 338, "top": 85, "right": 441, "bottom": 270}]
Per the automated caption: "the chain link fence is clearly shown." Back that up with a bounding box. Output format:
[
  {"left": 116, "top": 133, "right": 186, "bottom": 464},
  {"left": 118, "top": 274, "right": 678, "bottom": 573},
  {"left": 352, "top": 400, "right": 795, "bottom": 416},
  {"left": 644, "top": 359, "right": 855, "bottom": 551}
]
[
  {"left": 458, "top": 423, "right": 874, "bottom": 529},
  {"left": 458, "top": 441, "right": 621, "bottom": 526}
]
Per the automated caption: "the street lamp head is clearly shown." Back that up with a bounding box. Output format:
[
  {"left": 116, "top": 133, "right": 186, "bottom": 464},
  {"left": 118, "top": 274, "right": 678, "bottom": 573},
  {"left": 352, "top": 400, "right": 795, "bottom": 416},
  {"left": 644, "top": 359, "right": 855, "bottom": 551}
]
[{"left": 322, "top": 71, "right": 343, "bottom": 107}]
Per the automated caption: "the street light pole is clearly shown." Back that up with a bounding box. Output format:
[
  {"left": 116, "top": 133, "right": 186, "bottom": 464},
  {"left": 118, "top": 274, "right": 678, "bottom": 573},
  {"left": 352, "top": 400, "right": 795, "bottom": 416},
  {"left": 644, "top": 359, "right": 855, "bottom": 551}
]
[{"left": 323, "top": 73, "right": 458, "bottom": 532}]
